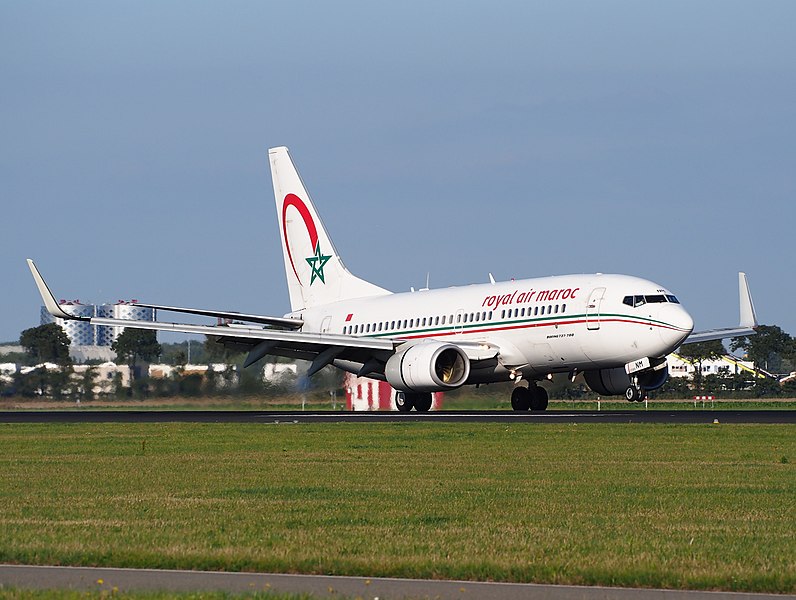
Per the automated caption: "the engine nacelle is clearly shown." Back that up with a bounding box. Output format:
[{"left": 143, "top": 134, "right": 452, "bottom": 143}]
[
  {"left": 584, "top": 362, "right": 669, "bottom": 396},
  {"left": 384, "top": 341, "right": 470, "bottom": 392}
]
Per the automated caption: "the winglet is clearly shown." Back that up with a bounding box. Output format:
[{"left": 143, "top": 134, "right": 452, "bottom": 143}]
[
  {"left": 26, "top": 259, "right": 86, "bottom": 321},
  {"left": 738, "top": 272, "right": 757, "bottom": 329}
]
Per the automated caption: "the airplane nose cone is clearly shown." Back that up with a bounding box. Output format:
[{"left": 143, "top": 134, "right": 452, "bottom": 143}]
[{"left": 659, "top": 306, "right": 694, "bottom": 350}]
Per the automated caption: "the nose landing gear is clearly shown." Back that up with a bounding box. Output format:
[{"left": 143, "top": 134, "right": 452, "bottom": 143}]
[{"left": 625, "top": 385, "right": 642, "bottom": 402}]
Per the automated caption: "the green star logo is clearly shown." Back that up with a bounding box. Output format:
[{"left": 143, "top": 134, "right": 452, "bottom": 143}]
[{"left": 305, "top": 241, "right": 332, "bottom": 285}]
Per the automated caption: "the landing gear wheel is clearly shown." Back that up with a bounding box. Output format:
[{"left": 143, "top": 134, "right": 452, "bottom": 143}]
[
  {"left": 625, "top": 386, "right": 642, "bottom": 402},
  {"left": 511, "top": 386, "right": 531, "bottom": 411},
  {"left": 529, "top": 386, "right": 549, "bottom": 411},
  {"left": 395, "top": 392, "right": 413, "bottom": 412},
  {"left": 413, "top": 393, "right": 433, "bottom": 412}
]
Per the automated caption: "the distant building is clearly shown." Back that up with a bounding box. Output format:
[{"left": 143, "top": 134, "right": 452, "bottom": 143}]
[
  {"left": 667, "top": 354, "right": 762, "bottom": 379},
  {"left": 40, "top": 299, "right": 156, "bottom": 362},
  {"left": 344, "top": 373, "right": 444, "bottom": 411}
]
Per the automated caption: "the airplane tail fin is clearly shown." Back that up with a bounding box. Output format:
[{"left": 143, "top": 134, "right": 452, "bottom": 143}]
[{"left": 269, "top": 147, "right": 391, "bottom": 312}]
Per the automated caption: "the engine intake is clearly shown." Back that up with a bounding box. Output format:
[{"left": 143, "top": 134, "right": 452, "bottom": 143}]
[
  {"left": 385, "top": 341, "right": 470, "bottom": 392},
  {"left": 584, "top": 361, "right": 669, "bottom": 396}
]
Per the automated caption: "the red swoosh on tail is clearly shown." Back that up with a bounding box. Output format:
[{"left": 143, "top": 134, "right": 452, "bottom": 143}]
[{"left": 282, "top": 194, "right": 319, "bottom": 287}]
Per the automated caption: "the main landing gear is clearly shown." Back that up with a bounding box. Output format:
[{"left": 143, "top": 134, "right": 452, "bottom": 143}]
[
  {"left": 510, "top": 384, "right": 549, "bottom": 411},
  {"left": 395, "top": 391, "right": 433, "bottom": 412}
]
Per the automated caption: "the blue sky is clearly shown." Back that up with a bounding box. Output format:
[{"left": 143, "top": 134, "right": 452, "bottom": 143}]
[{"left": 2, "top": 1, "right": 794, "bottom": 343}]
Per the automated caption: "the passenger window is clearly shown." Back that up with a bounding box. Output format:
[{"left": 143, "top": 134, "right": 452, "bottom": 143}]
[
  {"left": 470, "top": 313, "right": 475, "bottom": 322},
  {"left": 562, "top": 304, "right": 566, "bottom": 313},
  {"left": 534, "top": 307, "right": 538, "bottom": 316},
  {"left": 475, "top": 312, "right": 480, "bottom": 322},
  {"left": 521, "top": 308, "right": 525, "bottom": 317},
  {"left": 488, "top": 311, "right": 492, "bottom": 320},
  {"left": 378, "top": 323, "right": 383, "bottom": 331},
  {"left": 548, "top": 305, "right": 552, "bottom": 314},
  {"left": 422, "top": 318, "right": 426, "bottom": 326},
  {"left": 555, "top": 305, "right": 559, "bottom": 314},
  {"left": 457, "top": 314, "right": 461, "bottom": 323},
  {"left": 441, "top": 315, "right": 446, "bottom": 325},
  {"left": 540, "top": 306, "right": 545, "bottom": 315},
  {"left": 501, "top": 310, "right": 505, "bottom": 319}
]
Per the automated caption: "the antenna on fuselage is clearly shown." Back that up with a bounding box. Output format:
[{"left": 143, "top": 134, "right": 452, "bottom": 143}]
[
  {"left": 419, "top": 272, "right": 430, "bottom": 291},
  {"left": 488, "top": 273, "right": 496, "bottom": 285}
]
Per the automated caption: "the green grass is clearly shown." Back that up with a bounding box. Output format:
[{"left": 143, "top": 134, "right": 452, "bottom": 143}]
[{"left": 0, "top": 423, "right": 794, "bottom": 593}]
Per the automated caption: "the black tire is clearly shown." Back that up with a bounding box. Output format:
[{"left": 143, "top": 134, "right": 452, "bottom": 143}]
[
  {"left": 395, "top": 392, "right": 413, "bottom": 412},
  {"left": 511, "top": 386, "right": 531, "bottom": 411},
  {"left": 625, "top": 386, "right": 641, "bottom": 402},
  {"left": 530, "top": 385, "right": 549, "bottom": 411},
  {"left": 413, "top": 393, "right": 433, "bottom": 412}
]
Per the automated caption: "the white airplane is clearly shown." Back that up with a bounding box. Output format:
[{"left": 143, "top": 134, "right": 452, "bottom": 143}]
[{"left": 28, "top": 146, "right": 758, "bottom": 411}]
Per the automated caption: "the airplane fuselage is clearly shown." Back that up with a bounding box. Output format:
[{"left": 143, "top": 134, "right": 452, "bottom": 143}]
[{"left": 294, "top": 272, "right": 694, "bottom": 383}]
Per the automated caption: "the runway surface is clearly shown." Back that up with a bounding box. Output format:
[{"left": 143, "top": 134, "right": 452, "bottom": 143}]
[
  {"left": 1, "top": 409, "right": 794, "bottom": 424},
  {"left": 1, "top": 565, "right": 791, "bottom": 600}
]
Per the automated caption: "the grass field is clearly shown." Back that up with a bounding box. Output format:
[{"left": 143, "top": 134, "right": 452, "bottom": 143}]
[{"left": 0, "top": 422, "right": 794, "bottom": 593}]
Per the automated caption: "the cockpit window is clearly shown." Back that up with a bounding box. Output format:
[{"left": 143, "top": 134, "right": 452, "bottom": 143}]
[{"left": 623, "top": 294, "right": 679, "bottom": 307}]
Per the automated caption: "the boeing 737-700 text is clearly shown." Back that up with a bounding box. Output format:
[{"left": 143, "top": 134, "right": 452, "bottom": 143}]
[{"left": 29, "top": 146, "right": 758, "bottom": 410}]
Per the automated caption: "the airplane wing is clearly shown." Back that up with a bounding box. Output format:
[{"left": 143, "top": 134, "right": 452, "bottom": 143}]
[
  {"left": 682, "top": 272, "right": 757, "bottom": 345},
  {"left": 128, "top": 302, "right": 303, "bottom": 329},
  {"left": 27, "top": 259, "right": 394, "bottom": 376}
]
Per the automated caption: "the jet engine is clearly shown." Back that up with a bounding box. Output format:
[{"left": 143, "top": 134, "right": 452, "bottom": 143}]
[
  {"left": 583, "top": 360, "right": 669, "bottom": 396},
  {"left": 384, "top": 341, "right": 470, "bottom": 392}
]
